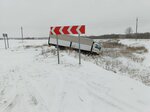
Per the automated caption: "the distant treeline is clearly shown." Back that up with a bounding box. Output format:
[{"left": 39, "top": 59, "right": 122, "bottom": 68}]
[
  {"left": 0, "top": 37, "right": 48, "bottom": 40},
  {"left": 0, "top": 33, "right": 150, "bottom": 40},
  {"left": 87, "top": 32, "right": 150, "bottom": 39}
]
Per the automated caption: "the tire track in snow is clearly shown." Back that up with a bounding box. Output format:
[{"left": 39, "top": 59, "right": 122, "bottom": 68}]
[
  {"left": 62, "top": 70, "right": 142, "bottom": 112},
  {"left": 0, "top": 65, "right": 50, "bottom": 112},
  {"left": 0, "top": 68, "right": 19, "bottom": 112},
  {"left": 56, "top": 72, "right": 93, "bottom": 112},
  {"left": 18, "top": 71, "right": 51, "bottom": 112},
  {"left": 86, "top": 82, "right": 142, "bottom": 112},
  {"left": 2, "top": 95, "right": 20, "bottom": 112},
  {"left": 49, "top": 73, "right": 66, "bottom": 112}
]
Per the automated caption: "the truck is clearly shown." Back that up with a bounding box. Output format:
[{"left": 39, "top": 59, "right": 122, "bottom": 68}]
[{"left": 48, "top": 35, "right": 101, "bottom": 54}]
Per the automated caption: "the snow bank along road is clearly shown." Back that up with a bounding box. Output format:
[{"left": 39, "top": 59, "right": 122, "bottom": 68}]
[{"left": 0, "top": 40, "right": 150, "bottom": 112}]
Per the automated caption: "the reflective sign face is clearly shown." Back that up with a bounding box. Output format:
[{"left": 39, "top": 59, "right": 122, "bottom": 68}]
[{"left": 50, "top": 25, "right": 85, "bottom": 35}]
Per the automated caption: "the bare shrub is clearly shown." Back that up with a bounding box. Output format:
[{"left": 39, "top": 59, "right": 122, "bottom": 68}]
[{"left": 125, "top": 27, "right": 133, "bottom": 35}]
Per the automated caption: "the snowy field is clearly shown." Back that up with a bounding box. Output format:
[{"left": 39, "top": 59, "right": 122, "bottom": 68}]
[
  {"left": 0, "top": 40, "right": 150, "bottom": 112},
  {"left": 90, "top": 39, "right": 150, "bottom": 86}
]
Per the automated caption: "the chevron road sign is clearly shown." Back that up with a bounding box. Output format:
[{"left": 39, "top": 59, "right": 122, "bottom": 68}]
[
  {"left": 50, "top": 25, "right": 85, "bottom": 35},
  {"left": 49, "top": 25, "right": 85, "bottom": 65}
]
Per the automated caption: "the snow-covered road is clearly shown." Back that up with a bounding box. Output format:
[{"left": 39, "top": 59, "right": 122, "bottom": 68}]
[{"left": 0, "top": 40, "right": 150, "bottom": 112}]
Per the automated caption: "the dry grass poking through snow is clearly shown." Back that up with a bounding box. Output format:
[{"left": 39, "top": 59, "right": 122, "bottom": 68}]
[{"left": 96, "top": 40, "right": 150, "bottom": 86}]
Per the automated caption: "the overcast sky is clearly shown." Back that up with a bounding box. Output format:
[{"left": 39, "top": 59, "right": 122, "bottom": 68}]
[{"left": 0, "top": 0, "right": 150, "bottom": 37}]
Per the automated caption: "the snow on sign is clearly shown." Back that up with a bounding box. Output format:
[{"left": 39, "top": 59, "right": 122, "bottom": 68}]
[{"left": 50, "top": 25, "right": 85, "bottom": 35}]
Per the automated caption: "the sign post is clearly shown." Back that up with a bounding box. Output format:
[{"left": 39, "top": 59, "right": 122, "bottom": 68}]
[
  {"left": 3, "top": 34, "right": 7, "bottom": 49},
  {"left": 78, "top": 34, "right": 81, "bottom": 64},
  {"left": 2, "top": 33, "right": 9, "bottom": 49},
  {"left": 6, "top": 34, "right": 9, "bottom": 48},
  {"left": 56, "top": 36, "right": 60, "bottom": 64},
  {"left": 21, "top": 26, "right": 24, "bottom": 42},
  {"left": 50, "top": 25, "right": 85, "bottom": 64}
]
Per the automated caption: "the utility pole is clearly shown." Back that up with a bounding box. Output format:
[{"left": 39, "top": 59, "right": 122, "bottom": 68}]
[
  {"left": 21, "top": 26, "right": 23, "bottom": 42},
  {"left": 136, "top": 18, "right": 138, "bottom": 34}
]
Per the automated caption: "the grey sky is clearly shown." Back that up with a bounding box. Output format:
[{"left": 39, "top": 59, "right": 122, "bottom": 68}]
[{"left": 0, "top": 0, "right": 150, "bottom": 37}]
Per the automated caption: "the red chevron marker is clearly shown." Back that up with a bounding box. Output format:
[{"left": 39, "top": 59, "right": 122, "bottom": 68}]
[{"left": 50, "top": 25, "right": 85, "bottom": 35}]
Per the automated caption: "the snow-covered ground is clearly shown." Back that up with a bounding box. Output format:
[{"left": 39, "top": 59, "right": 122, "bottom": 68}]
[
  {"left": 118, "top": 40, "right": 150, "bottom": 84},
  {"left": 119, "top": 39, "right": 150, "bottom": 67},
  {"left": 0, "top": 40, "right": 150, "bottom": 112},
  {"left": 85, "top": 39, "right": 150, "bottom": 86}
]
